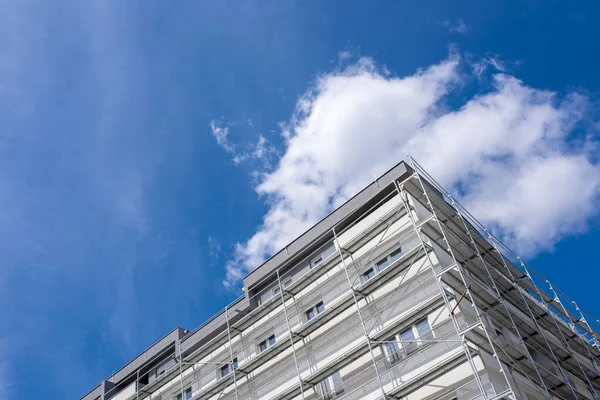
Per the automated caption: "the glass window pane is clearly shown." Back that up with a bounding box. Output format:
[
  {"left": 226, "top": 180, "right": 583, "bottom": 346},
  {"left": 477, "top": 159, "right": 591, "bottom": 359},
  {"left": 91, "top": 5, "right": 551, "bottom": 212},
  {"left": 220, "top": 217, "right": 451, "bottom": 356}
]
[
  {"left": 385, "top": 340, "right": 399, "bottom": 355},
  {"left": 375, "top": 258, "right": 389, "bottom": 271},
  {"left": 232, "top": 358, "right": 238, "bottom": 369},
  {"left": 400, "top": 328, "right": 415, "bottom": 342},
  {"left": 312, "top": 256, "right": 323, "bottom": 268},
  {"left": 320, "top": 377, "right": 332, "bottom": 395},
  {"left": 331, "top": 371, "right": 342, "bottom": 390},
  {"left": 362, "top": 268, "right": 375, "bottom": 281},
  {"left": 283, "top": 279, "right": 292, "bottom": 288},
  {"left": 259, "top": 341, "right": 267, "bottom": 352},
  {"left": 390, "top": 247, "right": 402, "bottom": 262},
  {"left": 220, "top": 364, "right": 229, "bottom": 377},
  {"left": 268, "top": 335, "right": 276, "bottom": 346},
  {"left": 415, "top": 319, "right": 431, "bottom": 338},
  {"left": 401, "top": 328, "right": 418, "bottom": 355},
  {"left": 306, "top": 308, "right": 315, "bottom": 321},
  {"left": 185, "top": 388, "right": 192, "bottom": 400},
  {"left": 316, "top": 301, "right": 324, "bottom": 314},
  {"left": 385, "top": 337, "right": 401, "bottom": 363}
]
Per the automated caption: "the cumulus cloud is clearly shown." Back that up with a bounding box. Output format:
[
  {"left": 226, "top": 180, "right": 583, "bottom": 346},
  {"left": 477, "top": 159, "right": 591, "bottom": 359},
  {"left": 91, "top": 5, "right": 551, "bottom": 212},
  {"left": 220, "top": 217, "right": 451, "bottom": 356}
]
[{"left": 223, "top": 54, "right": 600, "bottom": 288}]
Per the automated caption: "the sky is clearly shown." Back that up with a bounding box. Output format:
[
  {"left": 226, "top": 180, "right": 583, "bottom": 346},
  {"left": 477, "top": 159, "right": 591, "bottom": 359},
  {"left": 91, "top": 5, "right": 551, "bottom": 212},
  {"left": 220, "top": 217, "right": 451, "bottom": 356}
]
[{"left": 0, "top": 1, "right": 599, "bottom": 399}]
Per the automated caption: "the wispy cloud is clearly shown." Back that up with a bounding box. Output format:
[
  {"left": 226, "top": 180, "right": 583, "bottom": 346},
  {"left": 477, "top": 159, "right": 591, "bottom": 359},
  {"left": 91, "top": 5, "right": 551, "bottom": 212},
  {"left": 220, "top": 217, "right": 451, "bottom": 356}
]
[
  {"left": 443, "top": 18, "right": 470, "bottom": 34},
  {"left": 223, "top": 53, "right": 600, "bottom": 288},
  {"left": 210, "top": 120, "right": 278, "bottom": 166},
  {"left": 208, "top": 236, "right": 222, "bottom": 266},
  {"left": 471, "top": 55, "right": 522, "bottom": 79},
  {"left": 0, "top": 1, "right": 187, "bottom": 398}
]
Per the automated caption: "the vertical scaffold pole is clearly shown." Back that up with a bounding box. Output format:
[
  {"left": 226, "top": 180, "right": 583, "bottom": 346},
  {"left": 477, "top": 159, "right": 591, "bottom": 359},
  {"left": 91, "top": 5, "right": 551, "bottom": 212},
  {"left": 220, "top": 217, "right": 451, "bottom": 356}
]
[
  {"left": 332, "top": 227, "right": 388, "bottom": 400},
  {"left": 483, "top": 234, "right": 580, "bottom": 399},
  {"left": 401, "top": 167, "right": 517, "bottom": 399},
  {"left": 225, "top": 305, "right": 240, "bottom": 400},
  {"left": 546, "top": 281, "right": 599, "bottom": 399},
  {"left": 178, "top": 338, "right": 185, "bottom": 400},
  {"left": 276, "top": 269, "right": 307, "bottom": 400},
  {"left": 446, "top": 195, "right": 553, "bottom": 400},
  {"left": 572, "top": 300, "right": 600, "bottom": 351},
  {"left": 395, "top": 179, "right": 489, "bottom": 399}
]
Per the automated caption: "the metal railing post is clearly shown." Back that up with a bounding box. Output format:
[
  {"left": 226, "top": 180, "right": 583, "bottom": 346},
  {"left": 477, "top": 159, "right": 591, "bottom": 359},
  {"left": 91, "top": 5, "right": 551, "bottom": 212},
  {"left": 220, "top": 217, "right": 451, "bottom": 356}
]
[
  {"left": 225, "top": 305, "right": 240, "bottom": 400},
  {"left": 446, "top": 194, "right": 553, "bottom": 399},
  {"left": 277, "top": 269, "right": 307, "bottom": 399},
  {"left": 333, "top": 227, "right": 388, "bottom": 400},
  {"left": 395, "top": 178, "right": 492, "bottom": 399}
]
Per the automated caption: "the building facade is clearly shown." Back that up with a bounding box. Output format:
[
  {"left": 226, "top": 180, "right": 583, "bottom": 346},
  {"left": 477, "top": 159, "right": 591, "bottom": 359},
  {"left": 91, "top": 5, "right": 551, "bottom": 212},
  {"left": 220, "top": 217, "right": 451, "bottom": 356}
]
[{"left": 81, "top": 160, "right": 600, "bottom": 400}]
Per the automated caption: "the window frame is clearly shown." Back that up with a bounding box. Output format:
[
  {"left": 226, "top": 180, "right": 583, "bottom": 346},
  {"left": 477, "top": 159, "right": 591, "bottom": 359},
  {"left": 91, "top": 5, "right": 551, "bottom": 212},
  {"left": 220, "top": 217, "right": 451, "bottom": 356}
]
[
  {"left": 305, "top": 301, "right": 325, "bottom": 321},
  {"left": 258, "top": 334, "right": 276, "bottom": 353},
  {"left": 374, "top": 245, "right": 402, "bottom": 273},
  {"left": 310, "top": 254, "right": 323, "bottom": 268},
  {"left": 360, "top": 245, "right": 403, "bottom": 284},
  {"left": 219, "top": 357, "right": 238, "bottom": 378},
  {"left": 382, "top": 318, "right": 433, "bottom": 364},
  {"left": 319, "top": 370, "right": 344, "bottom": 399},
  {"left": 362, "top": 267, "right": 375, "bottom": 282},
  {"left": 175, "top": 387, "right": 192, "bottom": 400}
]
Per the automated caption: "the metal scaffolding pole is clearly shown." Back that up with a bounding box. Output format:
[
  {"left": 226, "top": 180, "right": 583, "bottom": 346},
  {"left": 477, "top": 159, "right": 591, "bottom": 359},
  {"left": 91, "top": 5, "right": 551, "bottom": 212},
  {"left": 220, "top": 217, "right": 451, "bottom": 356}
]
[
  {"left": 332, "top": 227, "right": 388, "bottom": 400},
  {"left": 178, "top": 339, "right": 185, "bottom": 400},
  {"left": 225, "top": 305, "right": 240, "bottom": 400},
  {"left": 407, "top": 155, "right": 599, "bottom": 398},
  {"left": 446, "top": 194, "right": 553, "bottom": 400},
  {"left": 395, "top": 179, "right": 491, "bottom": 399},
  {"left": 398, "top": 169, "right": 517, "bottom": 399},
  {"left": 276, "top": 269, "right": 307, "bottom": 400},
  {"left": 572, "top": 300, "right": 600, "bottom": 351},
  {"left": 546, "top": 281, "right": 600, "bottom": 399},
  {"left": 486, "top": 233, "right": 583, "bottom": 399},
  {"left": 549, "top": 283, "right": 600, "bottom": 369}
]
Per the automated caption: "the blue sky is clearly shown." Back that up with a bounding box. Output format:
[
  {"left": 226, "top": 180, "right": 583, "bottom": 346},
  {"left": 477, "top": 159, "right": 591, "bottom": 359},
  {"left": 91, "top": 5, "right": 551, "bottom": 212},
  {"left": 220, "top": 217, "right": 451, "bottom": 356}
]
[{"left": 1, "top": 1, "right": 599, "bottom": 399}]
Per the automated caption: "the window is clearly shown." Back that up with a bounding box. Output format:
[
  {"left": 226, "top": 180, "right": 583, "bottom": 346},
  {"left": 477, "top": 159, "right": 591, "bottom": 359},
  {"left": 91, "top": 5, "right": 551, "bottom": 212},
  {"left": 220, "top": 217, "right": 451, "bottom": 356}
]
[
  {"left": 310, "top": 243, "right": 335, "bottom": 269},
  {"left": 375, "top": 246, "right": 402, "bottom": 272},
  {"left": 384, "top": 337, "right": 401, "bottom": 363},
  {"left": 358, "top": 246, "right": 404, "bottom": 287},
  {"left": 376, "top": 257, "right": 390, "bottom": 271},
  {"left": 283, "top": 278, "right": 292, "bottom": 288},
  {"left": 311, "top": 255, "right": 323, "bottom": 268},
  {"left": 416, "top": 318, "right": 433, "bottom": 341},
  {"left": 258, "top": 334, "right": 276, "bottom": 353},
  {"left": 258, "top": 284, "right": 284, "bottom": 306},
  {"left": 319, "top": 371, "right": 344, "bottom": 399},
  {"left": 305, "top": 301, "right": 325, "bottom": 321},
  {"left": 220, "top": 358, "right": 238, "bottom": 378},
  {"left": 382, "top": 318, "right": 433, "bottom": 364},
  {"left": 362, "top": 267, "right": 375, "bottom": 282},
  {"left": 175, "top": 388, "right": 192, "bottom": 400},
  {"left": 148, "top": 357, "right": 176, "bottom": 383},
  {"left": 400, "top": 327, "right": 418, "bottom": 355}
]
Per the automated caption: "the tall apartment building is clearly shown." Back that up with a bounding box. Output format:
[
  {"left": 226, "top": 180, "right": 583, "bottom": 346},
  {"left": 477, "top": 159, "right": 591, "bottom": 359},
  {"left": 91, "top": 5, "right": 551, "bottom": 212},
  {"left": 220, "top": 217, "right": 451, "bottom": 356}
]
[{"left": 81, "top": 160, "right": 600, "bottom": 400}]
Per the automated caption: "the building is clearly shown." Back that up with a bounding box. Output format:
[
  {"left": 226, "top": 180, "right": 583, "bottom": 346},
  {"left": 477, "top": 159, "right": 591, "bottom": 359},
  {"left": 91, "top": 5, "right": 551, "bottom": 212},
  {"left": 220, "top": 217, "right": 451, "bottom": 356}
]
[{"left": 81, "top": 160, "right": 600, "bottom": 400}]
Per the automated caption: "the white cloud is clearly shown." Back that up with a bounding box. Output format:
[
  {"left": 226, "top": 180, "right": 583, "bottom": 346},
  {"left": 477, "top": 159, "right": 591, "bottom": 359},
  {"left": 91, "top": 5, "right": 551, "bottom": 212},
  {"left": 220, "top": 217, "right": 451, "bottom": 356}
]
[
  {"left": 210, "top": 120, "right": 236, "bottom": 154},
  {"left": 443, "top": 19, "right": 469, "bottom": 34},
  {"left": 208, "top": 236, "right": 222, "bottom": 265},
  {"left": 211, "top": 120, "right": 277, "bottom": 166},
  {"left": 223, "top": 54, "right": 600, "bottom": 288}
]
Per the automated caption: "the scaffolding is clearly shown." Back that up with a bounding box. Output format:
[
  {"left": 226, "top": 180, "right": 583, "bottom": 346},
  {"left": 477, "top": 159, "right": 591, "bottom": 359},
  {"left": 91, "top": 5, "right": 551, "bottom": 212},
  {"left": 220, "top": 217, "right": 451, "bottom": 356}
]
[{"left": 104, "top": 159, "right": 600, "bottom": 400}]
